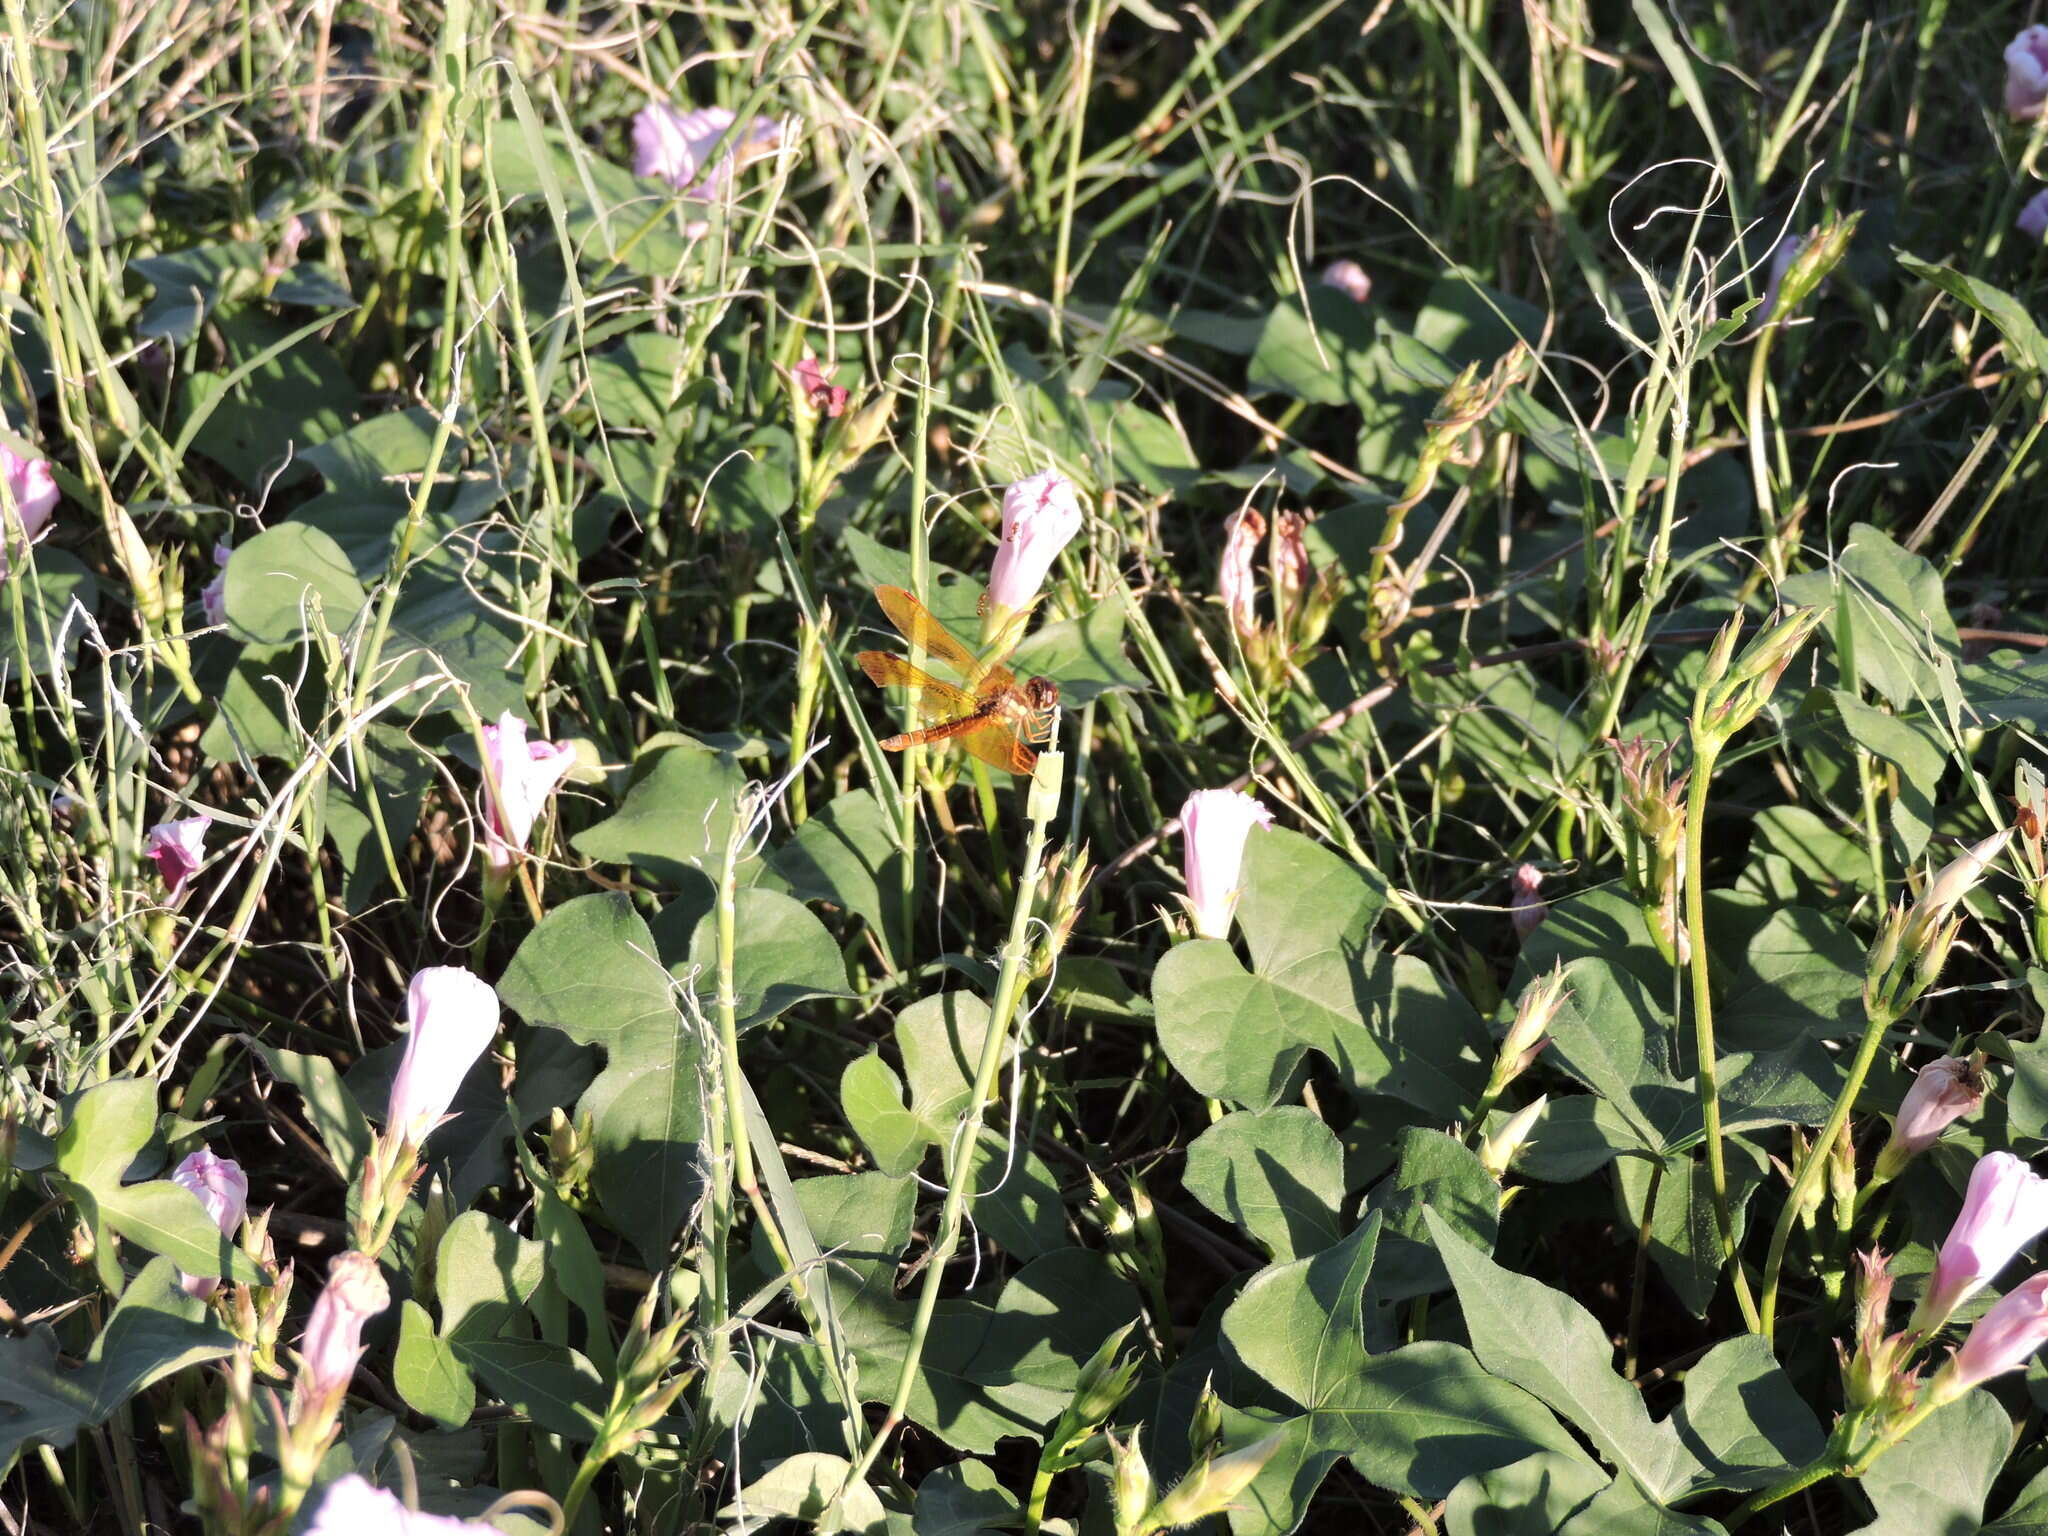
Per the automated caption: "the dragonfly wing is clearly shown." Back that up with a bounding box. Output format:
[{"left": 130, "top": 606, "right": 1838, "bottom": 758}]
[
  {"left": 856, "top": 651, "right": 979, "bottom": 724},
  {"left": 956, "top": 718, "right": 1038, "bottom": 776},
  {"left": 874, "top": 585, "right": 993, "bottom": 688}
]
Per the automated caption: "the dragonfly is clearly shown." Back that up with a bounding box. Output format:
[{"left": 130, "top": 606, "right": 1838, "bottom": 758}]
[{"left": 856, "top": 584, "right": 1059, "bottom": 776}]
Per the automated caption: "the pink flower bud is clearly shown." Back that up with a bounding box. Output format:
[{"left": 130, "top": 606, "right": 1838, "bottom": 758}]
[
  {"left": 2020, "top": 189, "right": 2048, "bottom": 244},
  {"left": 987, "top": 470, "right": 1084, "bottom": 614},
  {"left": 793, "top": 356, "right": 849, "bottom": 418},
  {"left": 631, "top": 103, "right": 781, "bottom": 198},
  {"left": 1915, "top": 1151, "right": 2048, "bottom": 1329},
  {"left": 1179, "top": 789, "right": 1274, "bottom": 940},
  {"left": 1319, "top": 259, "right": 1372, "bottom": 304},
  {"left": 385, "top": 967, "right": 499, "bottom": 1145},
  {"left": 304, "top": 1474, "right": 491, "bottom": 1534},
  {"left": 1509, "top": 863, "right": 1547, "bottom": 942},
  {"left": 1939, "top": 1272, "right": 2048, "bottom": 1397},
  {"left": 1904, "top": 828, "right": 2013, "bottom": 957},
  {"left": 201, "top": 541, "right": 231, "bottom": 627},
  {"left": 2008, "top": 27, "right": 2048, "bottom": 119},
  {"left": 1219, "top": 508, "right": 1264, "bottom": 640},
  {"left": 478, "top": 712, "right": 576, "bottom": 871},
  {"left": 146, "top": 815, "right": 212, "bottom": 901},
  {"left": 0, "top": 445, "right": 58, "bottom": 568},
  {"left": 1878, "top": 1057, "right": 1985, "bottom": 1178},
  {"left": 293, "top": 1251, "right": 388, "bottom": 1413},
  {"left": 171, "top": 1149, "right": 248, "bottom": 1300}
]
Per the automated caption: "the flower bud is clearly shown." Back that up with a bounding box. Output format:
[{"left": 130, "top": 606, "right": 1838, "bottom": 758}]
[
  {"left": 1508, "top": 863, "right": 1547, "bottom": 943},
  {"left": 1902, "top": 829, "right": 2013, "bottom": 963},
  {"left": 385, "top": 967, "right": 499, "bottom": 1146},
  {"left": 2021, "top": 190, "right": 2048, "bottom": 246},
  {"left": 0, "top": 444, "right": 59, "bottom": 570},
  {"left": 1219, "top": 507, "right": 1264, "bottom": 642},
  {"left": 1110, "top": 1432, "right": 1155, "bottom": 1531},
  {"left": 292, "top": 1251, "right": 389, "bottom": 1417},
  {"left": 1874, "top": 1056, "right": 1987, "bottom": 1182},
  {"left": 983, "top": 470, "right": 1085, "bottom": 640},
  {"left": 1480, "top": 1095, "right": 1546, "bottom": 1180},
  {"left": 1930, "top": 1272, "right": 2048, "bottom": 1405},
  {"left": 477, "top": 712, "right": 576, "bottom": 873},
  {"left": 146, "top": 814, "right": 212, "bottom": 902},
  {"left": 1319, "top": 259, "right": 1371, "bottom": 304},
  {"left": 1187, "top": 1375, "right": 1224, "bottom": 1461},
  {"left": 1178, "top": 788, "right": 1274, "bottom": 940},
  {"left": 170, "top": 1148, "right": 248, "bottom": 1299},
  {"left": 1068, "top": 1321, "right": 1142, "bottom": 1429},
  {"left": 1764, "top": 214, "right": 1861, "bottom": 325},
  {"left": 200, "top": 541, "right": 232, "bottom": 627},
  {"left": 1141, "top": 1433, "right": 1285, "bottom": 1533},
  {"left": 1911, "top": 1151, "right": 2048, "bottom": 1333},
  {"left": 2008, "top": 26, "right": 2048, "bottom": 120}
]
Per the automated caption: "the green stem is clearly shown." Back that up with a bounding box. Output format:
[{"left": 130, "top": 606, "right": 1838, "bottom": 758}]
[
  {"left": 1756, "top": 1000, "right": 1896, "bottom": 1338},
  {"left": 836, "top": 753, "right": 1065, "bottom": 1501},
  {"left": 1682, "top": 737, "right": 1762, "bottom": 1331},
  {"left": 1729, "top": 1454, "right": 1840, "bottom": 1524}
]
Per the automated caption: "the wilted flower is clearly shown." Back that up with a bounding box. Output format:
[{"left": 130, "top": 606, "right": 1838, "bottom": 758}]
[
  {"left": 304, "top": 1475, "right": 491, "bottom": 1534},
  {"left": 792, "top": 355, "right": 849, "bottom": 418},
  {"left": 1509, "top": 863, "right": 1547, "bottom": 942},
  {"left": 385, "top": 967, "right": 499, "bottom": 1145},
  {"left": 631, "top": 103, "right": 780, "bottom": 198},
  {"left": 1875, "top": 1056, "right": 1987, "bottom": 1181},
  {"left": 1219, "top": 507, "right": 1264, "bottom": 640},
  {"left": 478, "top": 711, "right": 576, "bottom": 872},
  {"left": 1934, "top": 1272, "right": 2048, "bottom": 1401},
  {"left": 1179, "top": 788, "right": 1273, "bottom": 940},
  {"left": 2019, "top": 190, "right": 2048, "bottom": 244},
  {"left": 1913, "top": 1151, "right": 2048, "bottom": 1331},
  {"left": 986, "top": 470, "right": 1084, "bottom": 618},
  {"left": 1319, "top": 259, "right": 1372, "bottom": 304},
  {"left": 146, "top": 815, "right": 212, "bottom": 901},
  {"left": 2008, "top": 27, "right": 2048, "bottom": 119},
  {"left": 201, "top": 541, "right": 231, "bottom": 627},
  {"left": 0, "top": 444, "right": 58, "bottom": 563},
  {"left": 292, "top": 1251, "right": 388, "bottom": 1415},
  {"left": 171, "top": 1149, "right": 248, "bottom": 1299}
]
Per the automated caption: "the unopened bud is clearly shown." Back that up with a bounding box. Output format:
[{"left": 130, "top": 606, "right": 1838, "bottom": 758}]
[
  {"left": 1903, "top": 829, "right": 2013, "bottom": 961},
  {"left": 1770, "top": 212, "right": 1861, "bottom": 322},
  {"left": 1499, "top": 966, "right": 1568, "bottom": 1073},
  {"left": 1187, "top": 1375, "right": 1223, "bottom": 1461},
  {"left": 1479, "top": 1095, "right": 1546, "bottom": 1180},
  {"left": 1141, "top": 1433, "right": 1286, "bottom": 1533},
  {"left": 1110, "top": 1432, "right": 1155, "bottom": 1531}
]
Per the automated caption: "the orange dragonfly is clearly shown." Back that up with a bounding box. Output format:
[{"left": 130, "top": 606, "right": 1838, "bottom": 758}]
[{"left": 856, "top": 585, "right": 1059, "bottom": 776}]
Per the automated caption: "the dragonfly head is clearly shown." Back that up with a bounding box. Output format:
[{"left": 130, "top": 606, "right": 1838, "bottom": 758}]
[{"left": 1022, "top": 676, "right": 1060, "bottom": 710}]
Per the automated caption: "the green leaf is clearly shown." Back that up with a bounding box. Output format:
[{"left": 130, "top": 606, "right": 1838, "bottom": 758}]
[
  {"left": 299, "top": 406, "right": 449, "bottom": 496},
  {"left": 1851, "top": 1388, "right": 2010, "bottom": 1535},
  {"left": 572, "top": 742, "right": 750, "bottom": 895},
  {"left": 1364, "top": 1128, "right": 1501, "bottom": 1301},
  {"left": 1896, "top": 251, "right": 2048, "bottom": 376},
  {"left": 457, "top": 1338, "right": 608, "bottom": 1441},
  {"left": 1184, "top": 1107, "right": 1346, "bottom": 1262},
  {"left": 723, "top": 1453, "right": 888, "bottom": 1535},
  {"left": 1154, "top": 829, "right": 1478, "bottom": 1112},
  {"left": 2010, "top": 1033, "right": 2048, "bottom": 1144},
  {"left": 500, "top": 894, "right": 704, "bottom": 1265},
  {"left": 395, "top": 1299, "right": 475, "bottom": 1430},
  {"left": 0, "top": 1258, "right": 235, "bottom": 1471},
  {"left": 1425, "top": 1209, "right": 1693, "bottom": 1502},
  {"left": 1782, "top": 522, "right": 1960, "bottom": 712},
  {"left": 1008, "top": 595, "right": 1148, "bottom": 705},
  {"left": 775, "top": 787, "right": 915, "bottom": 965},
  {"left": 696, "top": 425, "right": 796, "bottom": 539},
  {"left": 914, "top": 1460, "right": 1020, "bottom": 1536},
  {"left": 1446, "top": 1452, "right": 1611, "bottom": 1536},
  {"left": 1986, "top": 1461, "right": 2048, "bottom": 1534},
  {"left": 1246, "top": 288, "right": 1380, "bottom": 406},
  {"left": 253, "top": 1041, "right": 374, "bottom": 1176},
  {"left": 319, "top": 723, "right": 435, "bottom": 910},
  {"left": 223, "top": 523, "right": 367, "bottom": 645},
  {"left": 436, "top": 1211, "right": 544, "bottom": 1344},
  {"left": 1668, "top": 1336, "right": 1825, "bottom": 1495},
  {"left": 54, "top": 1078, "right": 158, "bottom": 1191},
  {"left": 841, "top": 1050, "right": 925, "bottom": 1177},
  {"left": 1615, "top": 1150, "right": 1761, "bottom": 1319},
  {"left": 95, "top": 1180, "right": 263, "bottom": 1286},
  {"left": 681, "top": 886, "right": 853, "bottom": 1030}
]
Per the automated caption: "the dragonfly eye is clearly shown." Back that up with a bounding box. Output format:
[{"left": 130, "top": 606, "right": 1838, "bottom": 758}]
[{"left": 1028, "top": 677, "right": 1060, "bottom": 709}]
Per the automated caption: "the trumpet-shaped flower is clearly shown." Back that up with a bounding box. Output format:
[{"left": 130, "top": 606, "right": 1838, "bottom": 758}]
[
  {"left": 1937, "top": 1272, "right": 2048, "bottom": 1398},
  {"left": 987, "top": 470, "right": 1084, "bottom": 616},
  {"left": 0, "top": 445, "right": 57, "bottom": 567},
  {"left": 478, "top": 712, "right": 576, "bottom": 872},
  {"left": 303, "top": 1476, "right": 492, "bottom": 1534},
  {"left": 147, "top": 815, "right": 212, "bottom": 901},
  {"left": 292, "top": 1251, "right": 388, "bottom": 1415},
  {"left": 1915, "top": 1151, "right": 2048, "bottom": 1329},
  {"left": 386, "top": 967, "right": 500, "bottom": 1145},
  {"left": 170, "top": 1149, "right": 248, "bottom": 1299},
  {"left": 1179, "top": 789, "right": 1274, "bottom": 940},
  {"left": 632, "top": 103, "right": 780, "bottom": 198}
]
